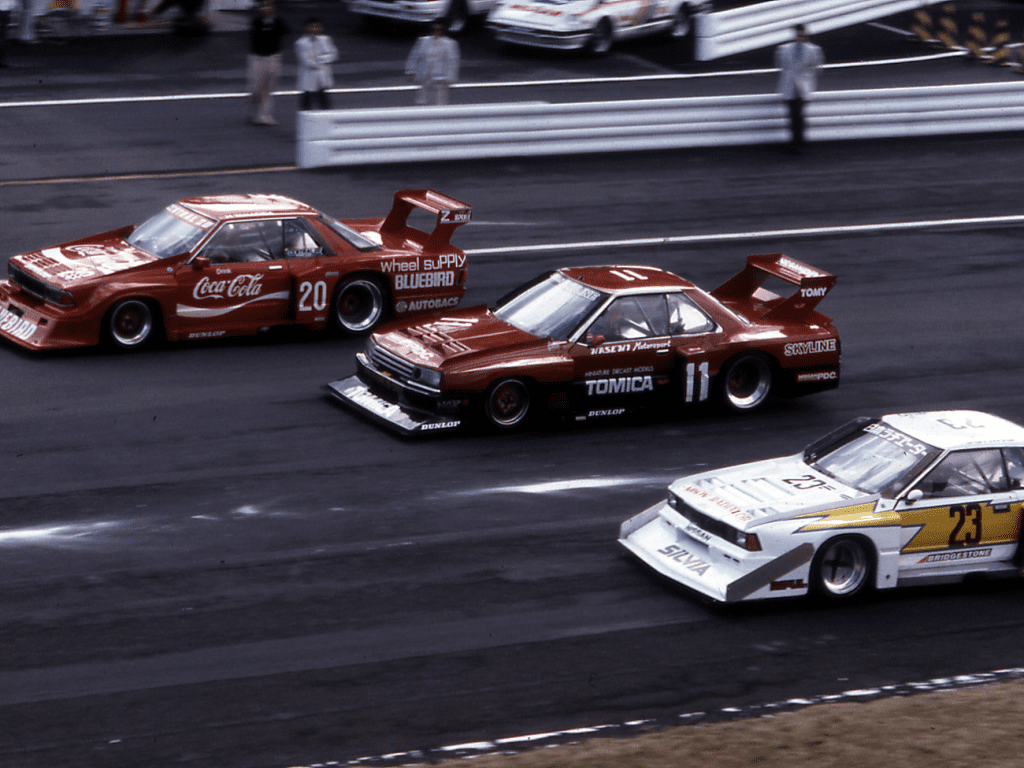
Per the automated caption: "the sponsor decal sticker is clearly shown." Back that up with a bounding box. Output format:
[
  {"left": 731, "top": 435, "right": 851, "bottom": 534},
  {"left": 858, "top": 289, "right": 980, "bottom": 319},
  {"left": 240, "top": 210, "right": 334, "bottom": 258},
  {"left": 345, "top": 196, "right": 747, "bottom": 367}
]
[
  {"left": 187, "top": 330, "right": 227, "bottom": 339},
  {"left": 439, "top": 209, "right": 471, "bottom": 224},
  {"left": 424, "top": 254, "right": 466, "bottom": 270},
  {"left": 677, "top": 484, "right": 753, "bottom": 523},
  {"left": 0, "top": 306, "right": 38, "bottom": 341},
  {"left": 918, "top": 548, "right": 992, "bottom": 564},
  {"left": 784, "top": 339, "right": 837, "bottom": 357},
  {"left": 864, "top": 422, "right": 929, "bottom": 456},
  {"left": 584, "top": 375, "right": 653, "bottom": 396},
  {"left": 777, "top": 257, "right": 825, "bottom": 279},
  {"left": 770, "top": 578, "right": 807, "bottom": 591},
  {"left": 684, "top": 522, "right": 713, "bottom": 544},
  {"left": 586, "top": 408, "right": 626, "bottom": 418},
  {"left": 797, "top": 370, "right": 838, "bottom": 383},
  {"left": 801, "top": 286, "right": 829, "bottom": 298},
  {"left": 393, "top": 271, "right": 456, "bottom": 291},
  {"left": 193, "top": 274, "right": 264, "bottom": 301},
  {"left": 655, "top": 544, "right": 711, "bottom": 576},
  {"left": 418, "top": 420, "right": 461, "bottom": 431}
]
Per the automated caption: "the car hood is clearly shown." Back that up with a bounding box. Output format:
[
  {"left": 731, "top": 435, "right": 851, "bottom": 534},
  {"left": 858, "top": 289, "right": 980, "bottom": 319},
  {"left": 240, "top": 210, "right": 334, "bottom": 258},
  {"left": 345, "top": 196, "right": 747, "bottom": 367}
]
[
  {"left": 11, "top": 236, "right": 159, "bottom": 288},
  {"left": 376, "top": 305, "right": 547, "bottom": 368},
  {"left": 669, "top": 454, "right": 876, "bottom": 529}
]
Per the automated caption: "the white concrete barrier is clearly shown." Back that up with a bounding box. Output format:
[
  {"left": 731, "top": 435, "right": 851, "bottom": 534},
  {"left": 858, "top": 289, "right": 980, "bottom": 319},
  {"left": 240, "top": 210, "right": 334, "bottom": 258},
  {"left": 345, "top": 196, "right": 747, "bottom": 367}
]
[
  {"left": 295, "top": 81, "right": 1024, "bottom": 168},
  {"left": 694, "top": 0, "right": 940, "bottom": 60}
]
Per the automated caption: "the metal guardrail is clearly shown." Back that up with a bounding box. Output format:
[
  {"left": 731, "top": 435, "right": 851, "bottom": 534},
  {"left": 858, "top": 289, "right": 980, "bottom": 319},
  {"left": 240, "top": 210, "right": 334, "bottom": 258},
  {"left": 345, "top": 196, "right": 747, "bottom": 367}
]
[
  {"left": 295, "top": 81, "right": 1024, "bottom": 168},
  {"left": 694, "top": 0, "right": 939, "bottom": 60}
]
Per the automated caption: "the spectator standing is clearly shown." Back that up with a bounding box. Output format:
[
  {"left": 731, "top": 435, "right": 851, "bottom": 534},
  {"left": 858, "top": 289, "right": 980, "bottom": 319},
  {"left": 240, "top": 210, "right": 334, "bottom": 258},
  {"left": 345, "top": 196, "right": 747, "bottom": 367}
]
[
  {"left": 295, "top": 16, "right": 338, "bottom": 111},
  {"left": 0, "top": 0, "right": 14, "bottom": 66},
  {"left": 248, "top": 0, "right": 289, "bottom": 125},
  {"left": 405, "top": 22, "right": 460, "bottom": 106},
  {"left": 775, "top": 23, "right": 824, "bottom": 153}
]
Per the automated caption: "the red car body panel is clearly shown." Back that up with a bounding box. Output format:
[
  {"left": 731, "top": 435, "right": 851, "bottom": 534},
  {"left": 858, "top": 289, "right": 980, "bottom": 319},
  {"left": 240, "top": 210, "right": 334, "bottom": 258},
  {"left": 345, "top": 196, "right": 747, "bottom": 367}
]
[
  {"left": 0, "top": 190, "right": 471, "bottom": 350},
  {"left": 328, "top": 256, "right": 841, "bottom": 435}
]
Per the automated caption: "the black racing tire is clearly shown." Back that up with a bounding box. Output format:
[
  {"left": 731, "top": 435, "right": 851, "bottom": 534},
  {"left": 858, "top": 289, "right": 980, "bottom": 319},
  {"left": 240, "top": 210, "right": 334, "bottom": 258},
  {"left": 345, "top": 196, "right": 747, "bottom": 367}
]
[
  {"left": 105, "top": 298, "right": 157, "bottom": 350},
  {"left": 484, "top": 378, "right": 531, "bottom": 430},
  {"left": 810, "top": 536, "right": 874, "bottom": 600},
  {"left": 669, "top": 4, "right": 692, "bottom": 38},
  {"left": 719, "top": 353, "right": 773, "bottom": 412},
  {"left": 443, "top": 0, "right": 469, "bottom": 34},
  {"left": 332, "top": 276, "right": 387, "bottom": 335},
  {"left": 587, "top": 18, "right": 613, "bottom": 55}
]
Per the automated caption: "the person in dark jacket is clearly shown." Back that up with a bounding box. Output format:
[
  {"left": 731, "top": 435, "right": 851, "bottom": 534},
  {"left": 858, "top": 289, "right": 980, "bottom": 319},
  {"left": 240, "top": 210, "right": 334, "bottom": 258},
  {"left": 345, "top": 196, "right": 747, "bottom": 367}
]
[{"left": 249, "top": 0, "right": 290, "bottom": 125}]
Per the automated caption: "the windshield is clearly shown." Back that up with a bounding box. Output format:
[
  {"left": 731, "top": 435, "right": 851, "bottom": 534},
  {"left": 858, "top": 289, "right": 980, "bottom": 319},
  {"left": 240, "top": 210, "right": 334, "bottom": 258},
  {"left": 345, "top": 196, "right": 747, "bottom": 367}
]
[
  {"left": 318, "top": 214, "right": 381, "bottom": 252},
  {"left": 126, "top": 203, "right": 215, "bottom": 259},
  {"left": 494, "top": 272, "right": 607, "bottom": 341},
  {"left": 808, "top": 419, "right": 941, "bottom": 497}
]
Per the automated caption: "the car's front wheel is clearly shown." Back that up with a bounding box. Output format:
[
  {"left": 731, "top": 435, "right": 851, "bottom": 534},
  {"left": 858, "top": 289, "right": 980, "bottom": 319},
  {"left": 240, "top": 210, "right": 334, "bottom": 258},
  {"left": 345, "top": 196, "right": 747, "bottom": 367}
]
[
  {"left": 484, "top": 378, "right": 531, "bottom": 430},
  {"left": 587, "top": 18, "right": 613, "bottom": 55},
  {"left": 443, "top": 0, "right": 469, "bottom": 34},
  {"left": 810, "top": 536, "right": 874, "bottom": 599},
  {"left": 333, "top": 277, "right": 386, "bottom": 334},
  {"left": 720, "top": 353, "right": 773, "bottom": 412},
  {"left": 106, "top": 298, "right": 157, "bottom": 350}
]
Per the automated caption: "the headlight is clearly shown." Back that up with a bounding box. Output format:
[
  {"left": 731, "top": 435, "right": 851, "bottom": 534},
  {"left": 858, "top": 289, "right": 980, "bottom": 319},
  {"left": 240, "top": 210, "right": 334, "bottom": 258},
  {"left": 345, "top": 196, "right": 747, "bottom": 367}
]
[
  {"left": 412, "top": 367, "right": 442, "bottom": 388},
  {"left": 733, "top": 530, "right": 762, "bottom": 552}
]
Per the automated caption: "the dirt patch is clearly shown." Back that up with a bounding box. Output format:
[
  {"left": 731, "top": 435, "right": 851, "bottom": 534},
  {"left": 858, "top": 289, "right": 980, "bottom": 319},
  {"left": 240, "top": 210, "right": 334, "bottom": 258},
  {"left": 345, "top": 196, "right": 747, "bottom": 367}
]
[{"left": 435, "top": 680, "right": 1024, "bottom": 768}]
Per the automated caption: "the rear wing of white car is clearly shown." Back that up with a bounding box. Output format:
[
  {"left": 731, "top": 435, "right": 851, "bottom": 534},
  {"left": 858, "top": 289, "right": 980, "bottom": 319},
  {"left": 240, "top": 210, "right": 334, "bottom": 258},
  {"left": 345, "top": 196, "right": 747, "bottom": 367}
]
[
  {"left": 379, "top": 189, "right": 472, "bottom": 252},
  {"left": 710, "top": 253, "right": 837, "bottom": 323}
]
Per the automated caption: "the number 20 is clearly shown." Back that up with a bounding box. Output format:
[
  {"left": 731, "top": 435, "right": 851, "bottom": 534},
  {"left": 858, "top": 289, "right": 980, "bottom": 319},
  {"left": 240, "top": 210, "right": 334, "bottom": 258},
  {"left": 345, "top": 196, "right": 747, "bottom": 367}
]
[{"left": 298, "top": 280, "right": 328, "bottom": 312}]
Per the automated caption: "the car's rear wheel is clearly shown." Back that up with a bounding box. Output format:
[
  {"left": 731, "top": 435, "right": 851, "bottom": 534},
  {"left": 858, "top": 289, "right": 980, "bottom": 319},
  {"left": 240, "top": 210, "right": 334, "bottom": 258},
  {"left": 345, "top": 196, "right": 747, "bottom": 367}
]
[
  {"left": 484, "top": 378, "right": 531, "bottom": 430},
  {"left": 333, "top": 277, "right": 386, "bottom": 334},
  {"left": 720, "top": 353, "right": 773, "bottom": 412},
  {"left": 811, "top": 536, "right": 873, "bottom": 599},
  {"left": 106, "top": 298, "right": 156, "bottom": 350},
  {"left": 588, "top": 18, "right": 613, "bottom": 55}
]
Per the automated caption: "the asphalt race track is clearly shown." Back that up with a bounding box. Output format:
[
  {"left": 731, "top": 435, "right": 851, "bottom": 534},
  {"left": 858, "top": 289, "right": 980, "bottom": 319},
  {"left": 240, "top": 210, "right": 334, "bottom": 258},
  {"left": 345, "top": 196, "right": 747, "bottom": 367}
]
[{"left": 2, "top": 7, "right": 1024, "bottom": 767}]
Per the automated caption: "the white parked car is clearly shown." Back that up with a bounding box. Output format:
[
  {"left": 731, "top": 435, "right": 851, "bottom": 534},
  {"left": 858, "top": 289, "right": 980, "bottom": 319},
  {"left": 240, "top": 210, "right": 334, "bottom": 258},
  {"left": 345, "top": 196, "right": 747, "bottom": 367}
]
[
  {"left": 346, "top": 0, "right": 493, "bottom": 33},
  {"left": 620, "top": 410, "right": 1024, "bottom": 602},
  {"left": 488, "top": 0, "right": 695, "bottom": 54}
]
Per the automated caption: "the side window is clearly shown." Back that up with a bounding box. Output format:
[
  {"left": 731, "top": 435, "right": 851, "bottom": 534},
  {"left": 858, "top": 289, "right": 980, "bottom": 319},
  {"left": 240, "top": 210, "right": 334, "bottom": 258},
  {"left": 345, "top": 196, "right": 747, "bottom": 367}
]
[
  {"left": 667, "top": 293, "right": 716, "bottom": 335},
  {"left": 586, "top": 295, "right": 666, "bottom": 342},
  {"left": 201, "top": 220, "right": 285, "bottom": 263},
  {"left": 915, "top": 449, "right": 1008, "bottom": 499},
  {"left": 1004, "top": 447, "right": 1024, "bottom": 490},
  {"left": 284, "top": 219, "right": 325, "bottom": 258}
]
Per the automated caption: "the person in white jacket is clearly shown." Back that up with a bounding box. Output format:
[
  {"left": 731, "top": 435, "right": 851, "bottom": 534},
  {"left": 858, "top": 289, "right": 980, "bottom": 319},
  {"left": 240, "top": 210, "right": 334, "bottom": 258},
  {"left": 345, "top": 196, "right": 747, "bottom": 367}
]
[
  {"left": 295, "top": 17, "right": 339, "bottom": 111},
  {"left": 405, "top": 23, "right": 460, "bottom": 106},
  {"left": 775, "top": 24, "right": 824, "bottom": 152}
]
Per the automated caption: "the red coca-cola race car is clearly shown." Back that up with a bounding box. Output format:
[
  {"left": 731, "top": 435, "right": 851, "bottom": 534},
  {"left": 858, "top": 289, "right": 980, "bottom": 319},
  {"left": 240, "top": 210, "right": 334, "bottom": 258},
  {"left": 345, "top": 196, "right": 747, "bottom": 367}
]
[
  {"left": 328, "top": 254, "right": 841, "bottom": 434},
  {"left": 0, "top": 189, "right": 471, "bottom": 351}
]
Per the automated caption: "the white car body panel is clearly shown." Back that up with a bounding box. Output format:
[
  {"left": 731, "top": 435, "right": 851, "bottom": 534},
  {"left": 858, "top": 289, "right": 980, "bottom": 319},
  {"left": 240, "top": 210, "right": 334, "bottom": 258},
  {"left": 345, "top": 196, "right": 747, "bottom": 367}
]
[
  {"left": 620, "top": 410, "right": 1024, "bottom": 602},
  {"left": 488, "top": 0, "right": 687, "bottom": 51},
  {"left": 347, "top": 0, "right": 494, "bottom": 26}
]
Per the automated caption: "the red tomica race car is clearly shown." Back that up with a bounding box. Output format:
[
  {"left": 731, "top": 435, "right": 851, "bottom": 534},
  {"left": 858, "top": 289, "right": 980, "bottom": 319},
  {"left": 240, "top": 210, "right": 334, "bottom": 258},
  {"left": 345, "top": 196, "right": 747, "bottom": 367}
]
[
  {"left": 0, "top": 189, "right": 471, "bottom": 351},
  {"left": 328, "top": 254, "right": 841, "bottom": 434}
]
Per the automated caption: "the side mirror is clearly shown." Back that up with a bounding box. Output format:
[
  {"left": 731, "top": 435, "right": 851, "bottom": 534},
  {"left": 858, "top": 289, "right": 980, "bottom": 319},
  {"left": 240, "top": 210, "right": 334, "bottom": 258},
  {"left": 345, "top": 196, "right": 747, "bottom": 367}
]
[
  {"left": 587, "top": 334, "right": 606, "bottom": 346},
  {"left": 905, "top": 488, "right": 924, "bottom": 504},
  {"left": 192, "top": 255, "right": 210, "bottom": 271}
]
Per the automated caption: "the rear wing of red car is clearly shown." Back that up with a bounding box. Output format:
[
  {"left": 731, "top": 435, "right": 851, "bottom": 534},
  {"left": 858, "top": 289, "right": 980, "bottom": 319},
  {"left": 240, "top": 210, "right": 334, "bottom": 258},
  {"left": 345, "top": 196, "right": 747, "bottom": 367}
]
[
  {"left": 710, "top": 254, "right": 837, "bottom": 323},
  {"left": 379, "top": 189, "right": 472, "bottom": 251}
]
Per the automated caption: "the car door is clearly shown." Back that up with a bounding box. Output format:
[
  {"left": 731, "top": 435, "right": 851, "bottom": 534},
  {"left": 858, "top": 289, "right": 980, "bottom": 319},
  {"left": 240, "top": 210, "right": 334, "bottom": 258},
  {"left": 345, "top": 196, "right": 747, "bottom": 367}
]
[
  {"left": 666, "top": 292, "right": 719, "bottom": 408},
  {"left": 896, "top": 448, "right": 1024, "bottom": 572},
  {"left": 568, "top": 293, "right": 674, "bottom": 415},
  {"left": 174, "top": 219, "right": 293, "bottom": 337}
]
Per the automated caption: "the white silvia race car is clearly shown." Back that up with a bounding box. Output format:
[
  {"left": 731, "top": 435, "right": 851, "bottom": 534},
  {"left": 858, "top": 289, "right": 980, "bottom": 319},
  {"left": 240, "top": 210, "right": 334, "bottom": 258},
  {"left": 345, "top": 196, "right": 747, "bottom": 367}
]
[
  {"left": 487, "top": 0, "right": 695, "bottom": 54},
  {"left": 620, "top": 410, "right": 1024, "bottom": 602}
]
